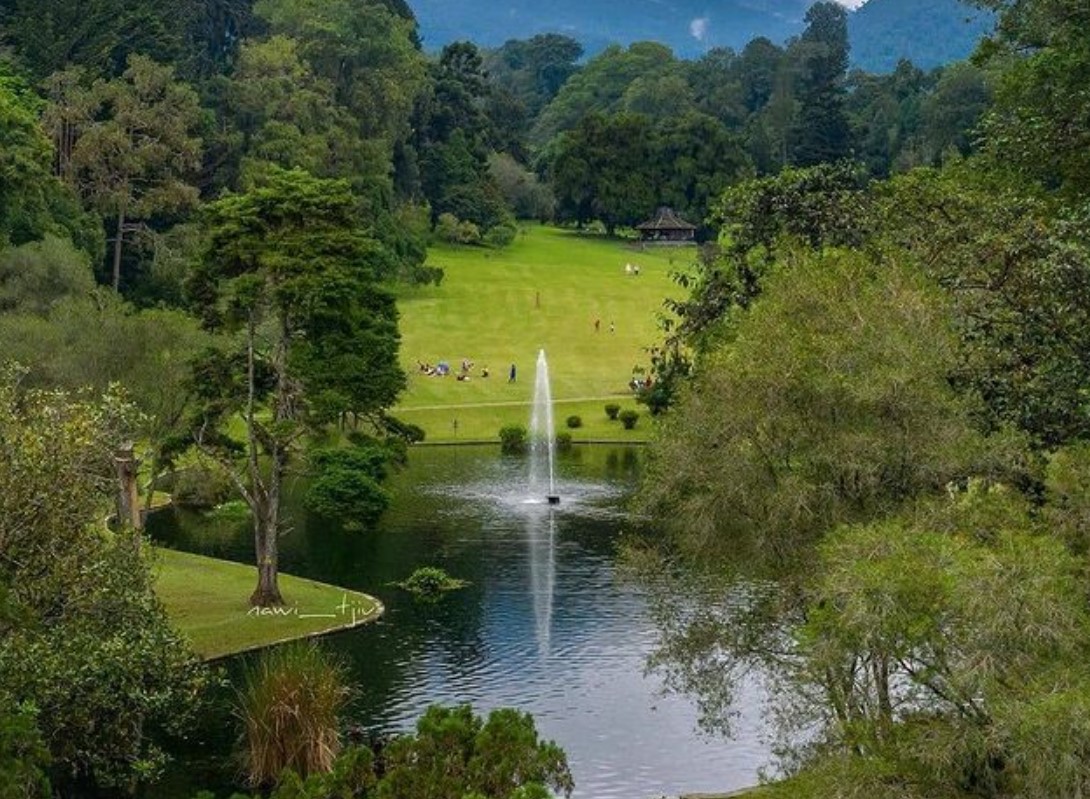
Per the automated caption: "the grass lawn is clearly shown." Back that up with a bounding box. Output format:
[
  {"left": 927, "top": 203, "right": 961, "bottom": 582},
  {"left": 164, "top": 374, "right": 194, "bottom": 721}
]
[
  {"left": 154, "top": 548, "right": 382, "bottom": 660},
  {"left": 393, "top": 224, "right": 690, "bottom": 442}
]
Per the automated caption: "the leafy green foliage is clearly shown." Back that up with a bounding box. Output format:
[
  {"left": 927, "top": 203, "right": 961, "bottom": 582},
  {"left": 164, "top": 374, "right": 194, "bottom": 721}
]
[
  {"left": 0, "top": 75, "right": 97, "bottom": 253},
  {"left": 304, "top": 443, "right": 393, "bottom": 530},
  {"left": 604, "top": 403, "right": 620, "bottom": 420},
  {"left": 564, "top": 415, "right": 582, "bottom": 429},
  {"left": 973, "top": 0, "right": 1090, "bottom": 201},
  {"left": 618, "top": 410, "right": 639, "bottom": 430},
  {"left": 378, "top": 705, "right": 573, "bottom": 799},
  {"left": 878, "top": 168, "right": 1090, "bottom": 446},
  {"left": 499, "top": 425, "right": 528, "bottom": 455},
  {"left": 0, "top": 235, "right": 94, "bottom": 314},
  {"left": 641, "top": 247, "right": 1019, "bottom": 565},
  {"left": 791, "top": 2, "right": 852, "bottom": 167},
  {"left": 665, "top": 162, "right": 872, "bottom": 358},
  {"left": 0, "top": 373, "right": 209, "bottom": 792},
  {"left": 784, "top": 496, "right": 1090, "bottom": 797},
  {"left": 0, "top": 701, "right": 50, "bottom": 799},
  {"left": 46, "top": 55, "right": 203, "bottom": 291},
  {"left": 395, "top": 566, "right": 469, "bottom": 599}
]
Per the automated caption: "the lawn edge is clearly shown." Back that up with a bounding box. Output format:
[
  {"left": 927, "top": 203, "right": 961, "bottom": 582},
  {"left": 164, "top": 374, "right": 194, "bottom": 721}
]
[{"left": 154, "top": 545, "right": 385, "bottom": 662}]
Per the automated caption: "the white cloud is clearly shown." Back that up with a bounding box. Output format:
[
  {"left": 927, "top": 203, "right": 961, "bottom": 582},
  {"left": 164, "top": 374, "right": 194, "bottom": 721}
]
[
  {"left": 689, "top": 16, "right": 709, "bottom": 41},
  {"left": 831, "top": 0, "right": 870, "bottom": 9}
]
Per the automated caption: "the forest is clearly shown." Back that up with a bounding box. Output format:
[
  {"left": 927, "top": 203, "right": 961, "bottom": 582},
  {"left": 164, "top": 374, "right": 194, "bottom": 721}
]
[{"left": 3, "top": 0, "right": 1090, "bottom": 796}]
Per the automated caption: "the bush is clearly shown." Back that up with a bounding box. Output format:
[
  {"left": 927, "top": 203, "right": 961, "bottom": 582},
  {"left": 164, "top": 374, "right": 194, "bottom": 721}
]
[
  {"left": 305, "top": 469, "right": 389, "bottom": 531},
  {"left": 238, "top": 643, "right": 349, "bottom": 787},
  {"left": 456, "top": 220, "right": 482, "bottom": 245},
  {"left": 305, "top": 443, "right": 392, "bottom": 530},
  {"left": 379, "top": 706, "right": 573, "bottom": 799},
  {"left": 565, "top": 415, "right": 582, "bottom": 429},
  {"left": 604, "top": 403, "right": 621, "bottom": 420},
  {"left": 483, "top": 221, "right": 518, "bottom": 248},
  {"left": 556, "top": 432, "right": 573, "bottom": 452},
  {"left": 619, "top": 410, "right": 640, "bottom": 430},
  {"left": 499, "top": 425, "right": 528, "bottom": 455},
  {"left": 172, "top": 464, "right": 234, "bottom": 508},
  {"left": 434, "top": 213, "right": 461, "bottom": 243},
  {"left": 395, "top": 567, "right": 468, "bottom": 599}
]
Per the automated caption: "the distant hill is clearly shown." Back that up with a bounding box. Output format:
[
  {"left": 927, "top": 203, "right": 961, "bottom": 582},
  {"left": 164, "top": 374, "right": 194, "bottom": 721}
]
[
  {"left": 848, "top": 0, "right": 994, "bottom": 72},
  {"left": 408, "top": 0, "right": 995, "bottom": 73}
]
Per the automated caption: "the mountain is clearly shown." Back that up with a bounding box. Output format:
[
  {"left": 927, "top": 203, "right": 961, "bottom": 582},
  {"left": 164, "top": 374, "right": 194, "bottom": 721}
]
[
  {"left": 848, "top": 0, "right": 994, "bottom": 71},
  {"left": 408, "top": 0, "right": 995, "bottom": 73}
]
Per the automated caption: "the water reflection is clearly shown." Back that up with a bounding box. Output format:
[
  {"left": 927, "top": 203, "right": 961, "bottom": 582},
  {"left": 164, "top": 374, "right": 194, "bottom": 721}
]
[{"left": 527, "top": 509, "right": 556, "bottom": 657}]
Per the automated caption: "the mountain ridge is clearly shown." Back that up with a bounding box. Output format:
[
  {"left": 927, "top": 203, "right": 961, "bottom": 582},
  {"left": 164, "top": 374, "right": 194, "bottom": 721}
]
[{"left": 409, "top": 0, "right": 995, "bottom": 73}]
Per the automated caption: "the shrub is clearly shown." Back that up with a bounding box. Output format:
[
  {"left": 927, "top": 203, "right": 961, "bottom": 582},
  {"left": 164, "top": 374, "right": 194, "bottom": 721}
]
[
  {"left": 172, "top": 464, "right": 234, "bottom": 508},
  {"left": 619, "top": 410, "right": 640, "bottom": 430},
  {"left": 565, "top": 415, "right": 582, "bottom": 429},
  {"left": 396, "top": 567, "right": 468, "bottom": 599},
  {"left": 304, "top": 469, "right": 389, "bottom": 531},
  {"left": 238, "top": 643, "right": 349, "bottom": 787},
  {"left": 380, "top": 415, "right": 426, "bottom": 445},
  {"left": 604, "top": 403, "right": 621, "bottom": 420},
  {"left": 434, "top": 213, "right": 461, "bottom": 243},
  {"left": 556, "top": 432, "right": 573, "bottom": 452},
  {"left": 379, "top": 706, "right": 573, "bottom": 799},
  {"left": 456, "top": 220, "right": 481, "bottom": 245},
  {"left": 483, "top": 221, "right": 518, "bottom": 248},
  {"left": 499, "top": 425, "right": 528, "bottom": 455}
]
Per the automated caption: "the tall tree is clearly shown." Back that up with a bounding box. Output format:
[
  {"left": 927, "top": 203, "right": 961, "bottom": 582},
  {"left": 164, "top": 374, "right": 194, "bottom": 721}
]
[
  {"left": 549, "top": 113, "right": 656, "bottom": 234},
  {"left": 0, "top": 0, "right": 191, "bottom": 80},
  {"left": 409, "top": 41, "right": 509, "bottom": 229},
  {"left": 47, "top": 55, "right": 202, "bottom": 291},
  {"left": 221, "top": 35, "right": 386, "bottom": 193},
  {"left": 0, "top": 72, "right": 99, "bottom": 254},
  {"left": 970, "top": 0, "right": 1090, "bottom": 200},
  {"left": 255, "top": 0, "right": 426, "bottom": 145},
  {"left": 189, "top": 168, "right": 404, "bottom": 606},
  {"left": 791, "top": 2, "right": 853, "bottom": 166}
]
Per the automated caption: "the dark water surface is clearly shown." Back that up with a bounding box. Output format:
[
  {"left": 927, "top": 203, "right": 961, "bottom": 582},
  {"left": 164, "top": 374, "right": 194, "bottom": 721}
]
[{"left": 150, "top": 445, "right": 771, "bottom": 799}]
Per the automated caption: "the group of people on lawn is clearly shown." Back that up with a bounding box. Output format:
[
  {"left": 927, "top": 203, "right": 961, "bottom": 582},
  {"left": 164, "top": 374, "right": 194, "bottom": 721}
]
[{"left": 417, "top": 358, "right": 490, "bottom": 381}]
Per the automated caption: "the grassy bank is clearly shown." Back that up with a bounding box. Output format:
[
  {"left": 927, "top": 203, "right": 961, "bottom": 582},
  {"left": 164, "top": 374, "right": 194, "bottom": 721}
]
[
  {"left": 394, "top": 225, "right": 689, "bottom": 442},
  {"left": 154, "top": 548, "right": 382, "bottom": 660}
]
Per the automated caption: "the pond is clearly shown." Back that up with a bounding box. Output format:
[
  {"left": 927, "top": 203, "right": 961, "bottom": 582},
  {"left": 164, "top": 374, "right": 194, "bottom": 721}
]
[{"left": 149, "top": 445, "right": 772, "bottom": 799}]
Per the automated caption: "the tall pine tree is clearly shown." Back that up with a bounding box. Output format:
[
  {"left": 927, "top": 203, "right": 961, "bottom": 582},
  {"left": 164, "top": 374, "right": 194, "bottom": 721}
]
[{"left": 792, "top": 2, "right": 852, "bottom": 166}]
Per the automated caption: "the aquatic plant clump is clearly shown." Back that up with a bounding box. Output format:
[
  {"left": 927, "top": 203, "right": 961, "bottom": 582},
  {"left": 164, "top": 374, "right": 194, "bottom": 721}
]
[{"left": 396, "top": 566, "right": 469, "bottom": 599}]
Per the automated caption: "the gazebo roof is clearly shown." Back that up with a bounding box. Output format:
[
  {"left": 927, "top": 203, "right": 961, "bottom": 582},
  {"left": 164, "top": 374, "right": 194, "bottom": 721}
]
[{"left": 636, "top": 207, "right": 696, "bottom": 231}]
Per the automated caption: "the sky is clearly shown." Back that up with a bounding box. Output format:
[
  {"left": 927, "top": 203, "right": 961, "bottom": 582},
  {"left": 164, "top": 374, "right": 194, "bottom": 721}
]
[{"left": 832, "top": 0, "right": 869, "bottom": 8}]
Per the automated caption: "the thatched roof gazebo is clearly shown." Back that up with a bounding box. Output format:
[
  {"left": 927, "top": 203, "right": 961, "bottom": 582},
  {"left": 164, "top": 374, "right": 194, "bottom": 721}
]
[{"left": 636, "top": 207, "right": 696, "bottom": 243}]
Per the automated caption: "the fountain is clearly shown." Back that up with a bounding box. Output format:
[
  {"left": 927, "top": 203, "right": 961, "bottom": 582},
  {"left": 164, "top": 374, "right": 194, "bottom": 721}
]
[{"left": 529, "top": 349, "right": 560, "bottom": 504}]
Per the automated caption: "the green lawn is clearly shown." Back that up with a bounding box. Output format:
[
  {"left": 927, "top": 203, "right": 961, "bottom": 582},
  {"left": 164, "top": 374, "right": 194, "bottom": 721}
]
[
  {"left": 154, "top": 548, "right": 382, "bottom": 660},
  {"left": 394, "top": 224, "right": 690, "bottom": 442}
]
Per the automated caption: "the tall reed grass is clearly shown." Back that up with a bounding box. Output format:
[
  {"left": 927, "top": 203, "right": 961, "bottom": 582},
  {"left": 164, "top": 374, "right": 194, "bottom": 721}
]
[{"left": 236, "top": 642, "right": 349, "bottom": 786}]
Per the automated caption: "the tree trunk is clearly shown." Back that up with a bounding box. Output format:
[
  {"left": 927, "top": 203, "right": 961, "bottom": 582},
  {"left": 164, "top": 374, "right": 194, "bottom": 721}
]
[
  {"left": 251, "top": 497, "right": 283, "bottom": 607},
  {"left": 112, "top": 207, "right": 126, "bottom": 292},
  {"left": 247, "top": 307, "right": 293, "bottom": 607}
]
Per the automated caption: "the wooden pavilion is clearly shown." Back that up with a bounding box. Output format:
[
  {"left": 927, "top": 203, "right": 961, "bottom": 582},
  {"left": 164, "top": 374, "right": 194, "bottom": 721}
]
[{"left": 635, "top": 207, "right": 697, "bottom": 243}]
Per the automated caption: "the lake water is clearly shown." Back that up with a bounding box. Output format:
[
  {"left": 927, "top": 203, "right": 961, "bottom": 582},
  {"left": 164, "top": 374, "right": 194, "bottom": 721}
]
[{"left": 150, "top": 445, "right": 772, "bottom": 799}]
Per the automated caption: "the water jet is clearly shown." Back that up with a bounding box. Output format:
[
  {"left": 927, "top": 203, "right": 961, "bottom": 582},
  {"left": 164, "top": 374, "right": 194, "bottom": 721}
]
[{"left": 529, "top": 349, "right": 559, "bottom": 504}]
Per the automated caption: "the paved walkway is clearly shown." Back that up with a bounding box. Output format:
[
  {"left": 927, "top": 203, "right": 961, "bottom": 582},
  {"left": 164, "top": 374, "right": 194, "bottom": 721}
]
[{"left": 395, "top": 395, "right": 626, "bottom": 412}]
